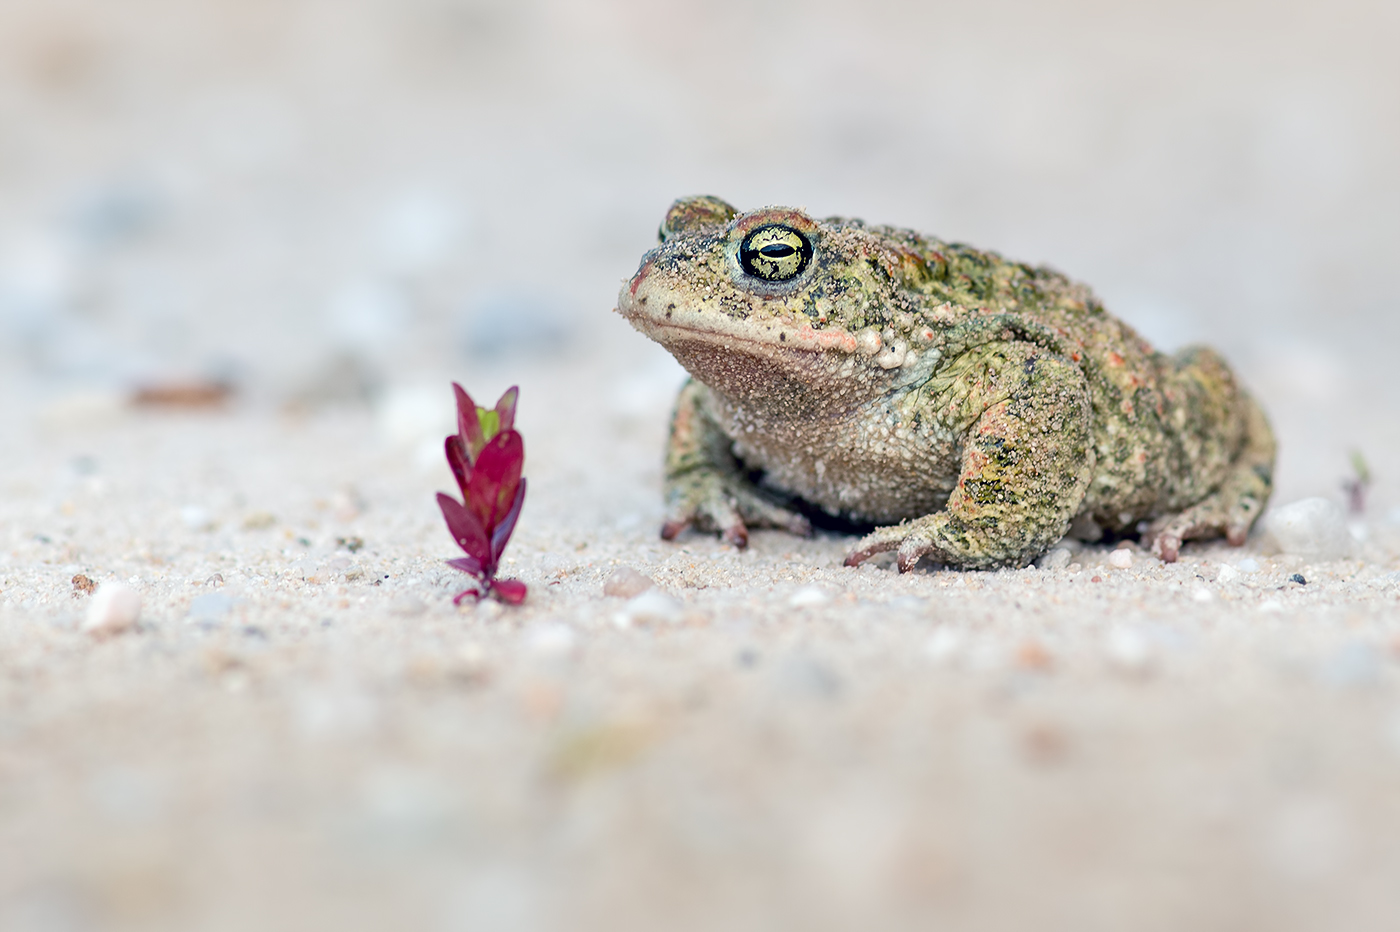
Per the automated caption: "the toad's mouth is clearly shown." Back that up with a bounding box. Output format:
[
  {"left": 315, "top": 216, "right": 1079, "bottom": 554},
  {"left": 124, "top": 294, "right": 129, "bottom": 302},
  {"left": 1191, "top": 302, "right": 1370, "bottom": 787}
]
[
  {"left": 615, "top": 278, "right": 861, "bottom": 356},
  {"left": 616, "top": 305, "right": 860, "bottom": 418}
]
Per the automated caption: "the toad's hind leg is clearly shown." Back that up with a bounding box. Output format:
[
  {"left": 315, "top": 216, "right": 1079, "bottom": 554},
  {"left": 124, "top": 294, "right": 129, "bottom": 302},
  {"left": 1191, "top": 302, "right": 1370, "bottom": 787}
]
[{"left": 1149, "top": 390, "right": 1275, "bottom": 562}]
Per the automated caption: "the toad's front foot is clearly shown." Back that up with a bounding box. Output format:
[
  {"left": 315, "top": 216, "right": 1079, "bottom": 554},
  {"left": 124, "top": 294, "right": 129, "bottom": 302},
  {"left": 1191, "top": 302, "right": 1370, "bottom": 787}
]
[
  {"left": 662, "top": 468, "right": 812, "bottom": 549},
  {"left": 844, "top": 520, "right": 947, "bottom": 573}
]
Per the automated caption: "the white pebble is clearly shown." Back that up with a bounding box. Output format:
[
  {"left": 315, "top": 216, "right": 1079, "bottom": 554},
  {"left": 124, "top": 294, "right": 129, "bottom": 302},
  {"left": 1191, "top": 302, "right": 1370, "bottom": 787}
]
[
  {"left": 1259, "top": 498, "right": 1353, "bottom": 560},
  {"left": 1192, "top": 588, "right": 1214, "bottom": 603},
  {"left": 924, "top": 628, "right": 964, "bottom": 665},
  {"left": 603, "top": 567, "right": 654, "bottom": 599},
  {"left": 188, "top": 592, "right": 233, "bottom": 624},
  {"left": 180, "top": 505, "right": 214, "bottom": 531},
  {"left": 526, "top": 622, "right": 577, "bottom": 656},
  {"left": 1217, "top": 564, "right": 1240, "bottom": 583},
  {"left": 1108, "top": 549, "right": 1133, "bottom": 569},
  {"left": 788, "top": 585, "right": 830, "bottom": 607},
  {"left": 1236, "top": 557, "right": 1259, "bottom": 573},
  {"left": 613, "top": 590, "right": 682, "bottom": 627},
  {"left": 1106, "top": 627, "right": 1152, "bottom": 673},
  {"left": 84, "top": 583, "right": 141, "bottom": 635}
]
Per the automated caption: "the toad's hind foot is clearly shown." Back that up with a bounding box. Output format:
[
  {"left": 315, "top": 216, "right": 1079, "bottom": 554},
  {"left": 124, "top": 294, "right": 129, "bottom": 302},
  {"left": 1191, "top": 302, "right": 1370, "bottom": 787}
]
[{"left": 1148, "top": 393, "right": 1274, "bottom": 563}]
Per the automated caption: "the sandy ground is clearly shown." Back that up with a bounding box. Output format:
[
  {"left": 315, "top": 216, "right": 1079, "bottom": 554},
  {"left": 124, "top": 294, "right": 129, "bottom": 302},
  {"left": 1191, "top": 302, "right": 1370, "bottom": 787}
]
[{"left": 4, "top": 1, "right": 1400, "bottom": 930}]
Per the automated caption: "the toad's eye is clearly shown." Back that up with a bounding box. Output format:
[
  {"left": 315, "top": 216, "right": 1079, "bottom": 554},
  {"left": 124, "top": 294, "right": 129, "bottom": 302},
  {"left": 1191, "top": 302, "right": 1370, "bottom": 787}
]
[{"left": 740, "top": 225, "right": 812, "bottom": 281}]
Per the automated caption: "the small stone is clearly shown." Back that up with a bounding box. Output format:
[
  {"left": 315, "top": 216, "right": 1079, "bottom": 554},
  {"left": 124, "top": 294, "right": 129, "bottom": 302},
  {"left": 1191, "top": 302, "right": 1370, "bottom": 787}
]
[
  {"left": 390, "top": 596, "right": 427, "bottom": 617},
  {"left": 1015, "top": 640, "right": 1054, "bottom": 672},
  {"left": 180, "top": 505, "right": 215, "bottom": 531},
  {"left": 84, "top": 583, "right": 141, "bottom": 635},
  {"left": 1106, "top": 627, "right": 1153, "bottom": 674},
  {"left": 613, "top": 590, "right": 682, "bottom": 627},
  {"left": 1236, "top": 557, "right": 1260, "bottom": 573},
  {"left": 1036, "top": 547, "right": 1072, "bottom": 570},
  {"left": 924, "top": 628, "right": 964, "bottom": 665},
  {"left": 1369, "top": 571, "right": 1400, "bottom": 590},
  {"left": 1108, "top": 549, "right": 1133, "bottom": 569},
  {"left": 527, "top": 623, "right": 577, "bottom": 656},
  {"left": 777, "top": 656, "right": 842, "bottom": 699},
  {"left": 788, "top": 585, "right": 829, "bottom": 607},
  {"left": 1290, "top": 573, "right": 1307, "bottom": 585},
  {"left": 188, "top": 592, "right": 233, "bottom": 624},
  {"left": 1259, "top": 498, "right": 1353, "bottom": 560},
  {"left": 603, "top": 567, "right": 654, "bottom": 599},
  {"left": 1217, "top": 564, "right": 1240, "bottom": 583},
  {"left": 1320, "top": 641, "right": 1380, "bottom": 688},
  {"left": 1192, "top": 588, "right": 1214, "bottom": 603},
  {"left": 71, "top": 574, "right": 96, "bottom": 596}
]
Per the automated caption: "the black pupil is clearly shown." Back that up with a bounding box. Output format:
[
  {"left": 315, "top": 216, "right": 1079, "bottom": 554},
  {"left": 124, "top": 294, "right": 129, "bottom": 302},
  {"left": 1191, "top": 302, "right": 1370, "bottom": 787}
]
[{"left": 759, "top": 243, "right": 795, "bottom": 258}]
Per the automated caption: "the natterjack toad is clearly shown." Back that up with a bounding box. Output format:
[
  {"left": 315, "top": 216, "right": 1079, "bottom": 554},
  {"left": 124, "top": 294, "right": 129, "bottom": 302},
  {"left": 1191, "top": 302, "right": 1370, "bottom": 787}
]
[{"left": 616, "top": 196, "right": 1275, "bottom": 570}]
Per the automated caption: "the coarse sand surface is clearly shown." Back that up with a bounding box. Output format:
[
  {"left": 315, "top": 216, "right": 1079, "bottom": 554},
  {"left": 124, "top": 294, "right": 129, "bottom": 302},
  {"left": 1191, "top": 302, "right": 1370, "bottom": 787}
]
[
  {"left": 5, "top": 1, "right": 1400, "bottom": 929},
  {"left": 3, "top": 348, "right": 1400, "bottom": 932}
]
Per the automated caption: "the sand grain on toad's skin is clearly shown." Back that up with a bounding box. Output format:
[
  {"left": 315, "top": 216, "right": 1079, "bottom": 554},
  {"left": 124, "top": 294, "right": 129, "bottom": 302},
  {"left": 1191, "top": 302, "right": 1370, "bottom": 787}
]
[{"left": 618, "top": 196, "right": 1276, "bottom": 571}]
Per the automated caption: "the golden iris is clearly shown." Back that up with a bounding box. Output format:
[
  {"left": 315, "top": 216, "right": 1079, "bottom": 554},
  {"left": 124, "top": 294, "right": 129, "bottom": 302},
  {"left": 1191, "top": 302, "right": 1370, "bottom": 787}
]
[{"left": 740, "top": 225, "right": 812, "bottom": 281}]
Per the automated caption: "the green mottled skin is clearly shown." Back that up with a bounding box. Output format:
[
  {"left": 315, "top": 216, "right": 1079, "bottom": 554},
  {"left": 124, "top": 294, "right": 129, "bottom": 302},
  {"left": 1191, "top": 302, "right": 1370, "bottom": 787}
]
[{"left": 616, "top": 196, "right": 1275, "bottom": 570}]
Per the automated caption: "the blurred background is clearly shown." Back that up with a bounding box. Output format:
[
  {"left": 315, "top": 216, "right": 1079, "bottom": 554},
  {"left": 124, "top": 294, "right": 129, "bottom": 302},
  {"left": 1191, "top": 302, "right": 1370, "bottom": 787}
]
[{"left": 2, "top": 0, "right": 1397, "bottom": 490}]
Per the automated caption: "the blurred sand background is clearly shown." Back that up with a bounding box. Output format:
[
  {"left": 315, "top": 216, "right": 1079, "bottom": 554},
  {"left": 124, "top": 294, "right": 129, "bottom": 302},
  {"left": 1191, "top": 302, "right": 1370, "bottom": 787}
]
[{"left": 3, "top": 1, "right": 1400, "bottom": 929}]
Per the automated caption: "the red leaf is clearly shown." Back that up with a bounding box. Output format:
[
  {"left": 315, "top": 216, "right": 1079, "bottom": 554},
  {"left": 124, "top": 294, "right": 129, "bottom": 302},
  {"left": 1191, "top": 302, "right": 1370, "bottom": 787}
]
[
  {"left": 445, "top": 436, "right": 471, "bottom": 497},
  {"left": 491, "top": 578, "right": 527, "bottom": 604},
  {"left": 446, "top": 556, "right": 483, "bottom": 577},
  {"left": 453, "top": 382, "right": 484, "bottom": 463},
  {"left": 468, "top": 430, "right": 523, "bottom": 531},
  {"left": 437, "top": 492, "right": 491, "bottom": 568},
  {"left": 494, "top": 386, "right": 519, "bottom": 433},
  {"left": 491, "top": 478, "right": 526, "bottom": 564},
  {"left": 452, "top": 588, "right": 482, "bottom": 606}
]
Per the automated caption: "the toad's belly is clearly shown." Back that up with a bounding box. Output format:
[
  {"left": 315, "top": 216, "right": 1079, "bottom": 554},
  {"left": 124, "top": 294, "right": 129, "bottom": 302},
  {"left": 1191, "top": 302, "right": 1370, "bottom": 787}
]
[{"left": 708, "top": 393, "right": 961, "bottom": 525}]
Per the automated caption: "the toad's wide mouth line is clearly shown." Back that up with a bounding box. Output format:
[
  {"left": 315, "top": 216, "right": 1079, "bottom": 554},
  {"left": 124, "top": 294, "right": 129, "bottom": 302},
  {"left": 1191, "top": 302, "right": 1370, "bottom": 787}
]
[{"left": 616, "top": 304, "right": 859, "bottom": 356}]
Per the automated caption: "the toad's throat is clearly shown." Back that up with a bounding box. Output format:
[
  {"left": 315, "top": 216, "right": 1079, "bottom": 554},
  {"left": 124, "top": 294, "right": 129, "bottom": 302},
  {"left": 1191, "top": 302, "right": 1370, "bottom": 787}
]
[{"left": 663, "top": 337, "right": 844, "bottom": 419}]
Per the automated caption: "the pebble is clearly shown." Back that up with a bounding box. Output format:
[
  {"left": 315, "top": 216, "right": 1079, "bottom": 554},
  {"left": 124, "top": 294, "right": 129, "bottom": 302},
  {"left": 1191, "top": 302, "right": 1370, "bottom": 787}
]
[
  {"left": 1036, "top": 547, "right": 1072, "bottom": 570},
  {"left": 1259, "top": 498, "right": 1353, "bottom": 560},
  {"left": 788, "top": 585, "right": 830, "bottom": 607},
  {"left": 526, "top": 623, "right": 578, "bottom": 656},
  {"left": 1106, "top": 627, "right": 1153, "bottom": 674},
  {"left": 188, "top": 592, "right": 233, "bottom": 624},
  {"left": 603, "top": 567, "right": 654, "bottom": 599},
  {"left": 84, "top": 583, "right": 141, "bottom": 635},
  {"left": 1320, "top": 641, "right": 1380, "bottom": 688},
  {"left": 613, "top": 590, "right": 682, "bottom": 627},
  {"left": 1236, "top": 557, "right": 1260, "bottom": 572},
  {"left": 924, "top": 628, "right": 964, "bottom": 665},
  {"left": 242, "top": 511, "right": 276, "bottom": 530},
  {"left": 1217, "top": 564, "right": 1240, "bottom": 583},
  {"left": 181, "top": 505, "right": 215, "bottom": 531},
  {"left": 1108, "top": 549, "right": 1133, "bottom": 569}
]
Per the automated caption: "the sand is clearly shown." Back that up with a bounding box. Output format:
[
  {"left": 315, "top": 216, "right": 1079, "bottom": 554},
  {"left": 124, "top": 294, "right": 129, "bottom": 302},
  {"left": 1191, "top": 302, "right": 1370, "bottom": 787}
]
[{"left": 4, "top": 1, "right": 1400, "bottom": 929}]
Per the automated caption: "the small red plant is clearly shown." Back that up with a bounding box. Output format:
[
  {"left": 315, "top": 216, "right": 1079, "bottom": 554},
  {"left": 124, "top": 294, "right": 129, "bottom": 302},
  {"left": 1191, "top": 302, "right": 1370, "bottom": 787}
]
[{"left": 437, "top": 383, "right": 527, "bottom": 605}]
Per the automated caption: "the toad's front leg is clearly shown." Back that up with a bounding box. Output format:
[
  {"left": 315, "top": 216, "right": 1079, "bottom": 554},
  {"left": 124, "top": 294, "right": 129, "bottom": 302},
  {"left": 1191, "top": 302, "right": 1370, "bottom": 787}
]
[
  {"left": 661, "top": 378, "right": 812, "bottom": 548},
  {"left": 845, "top": 342, "right": 1094, "bottom": 571}
]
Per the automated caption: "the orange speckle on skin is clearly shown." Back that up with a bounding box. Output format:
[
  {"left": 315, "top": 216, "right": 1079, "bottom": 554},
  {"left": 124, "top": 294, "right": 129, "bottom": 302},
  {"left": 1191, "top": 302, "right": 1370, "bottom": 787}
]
[
  {"left": 793, "top": 324, "right": 857, "bottom": 352},
  {"left": 1106, "top": 352, "right": 1124, "bottom": 367}
]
